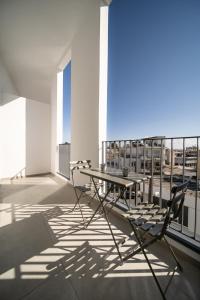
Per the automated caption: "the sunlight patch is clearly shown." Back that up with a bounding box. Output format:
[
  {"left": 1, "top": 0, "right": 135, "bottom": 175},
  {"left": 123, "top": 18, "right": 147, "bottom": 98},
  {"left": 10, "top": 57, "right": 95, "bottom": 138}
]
[{"left": 0, "top": 268, "right": 15, "bottom": 280}]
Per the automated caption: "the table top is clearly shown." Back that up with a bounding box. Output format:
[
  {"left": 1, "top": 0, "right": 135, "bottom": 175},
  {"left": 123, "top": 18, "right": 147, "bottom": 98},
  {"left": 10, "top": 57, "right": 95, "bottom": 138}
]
[
  {"left": 80, "top": 168, "right": 150, "bottom": 188},
  {"left": 80, "top": 169, "right": 134, "bottom": 188},
  {"left": 101, "top": 168, "right": 151, "bottom": 181}
]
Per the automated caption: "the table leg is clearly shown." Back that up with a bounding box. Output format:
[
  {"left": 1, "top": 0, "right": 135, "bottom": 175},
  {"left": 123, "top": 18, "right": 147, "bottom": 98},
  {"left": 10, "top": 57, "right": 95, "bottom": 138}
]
[
  {"left": 87, "top": 177, "right": 126, "bottom": 262},
  {"left": 86, "top": 184, "right": 113, "bottom": 228}
]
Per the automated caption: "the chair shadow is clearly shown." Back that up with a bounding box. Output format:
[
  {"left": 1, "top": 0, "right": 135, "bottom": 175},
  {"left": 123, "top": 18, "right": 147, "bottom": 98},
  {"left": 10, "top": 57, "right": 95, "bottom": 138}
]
[
  {"left": 46, "top": 241, "right": 111, "bottom": 278},
  {"left": 0, "top": 212, "right": 55, "bottom": 275}
]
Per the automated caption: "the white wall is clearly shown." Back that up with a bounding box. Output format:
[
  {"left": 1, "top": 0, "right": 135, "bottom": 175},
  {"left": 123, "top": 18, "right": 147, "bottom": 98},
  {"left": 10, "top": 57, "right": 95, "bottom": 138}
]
[
  {"left": 0, "top": 97, "right": 26, "bottom": 179},
  {"left": 0, "top": 57, "right": 22, "bottom": 179},
  {"left": 0, "top": 95, "right": 51, "bottom": 178},
  {"left": 26, "top": 99, "right": 51, "bottom": 176}
]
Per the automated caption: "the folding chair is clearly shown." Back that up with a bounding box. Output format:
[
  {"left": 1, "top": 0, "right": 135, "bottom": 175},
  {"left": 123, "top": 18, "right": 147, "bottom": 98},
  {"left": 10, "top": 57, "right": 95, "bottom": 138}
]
[
  {"left": 70, "top": 160, "right": 102, "bottom": 223},
  {"left": 123, "top": 180, "right": 190, "bottom": 300}
]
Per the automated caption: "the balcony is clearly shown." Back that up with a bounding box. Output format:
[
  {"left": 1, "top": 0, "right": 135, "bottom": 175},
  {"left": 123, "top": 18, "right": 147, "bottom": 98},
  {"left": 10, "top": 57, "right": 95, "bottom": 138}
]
[
  {"left": 0, "top": 1, "right": 200, "bottom": 299},
  {"left": 0, "top": 174, "right": 200, "bottom": 300}
]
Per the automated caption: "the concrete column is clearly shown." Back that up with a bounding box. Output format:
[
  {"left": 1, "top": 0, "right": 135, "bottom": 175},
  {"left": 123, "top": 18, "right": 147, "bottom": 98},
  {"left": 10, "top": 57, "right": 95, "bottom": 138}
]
[{"left": 71, "top": 2, "right": 108, "bottom": 170}]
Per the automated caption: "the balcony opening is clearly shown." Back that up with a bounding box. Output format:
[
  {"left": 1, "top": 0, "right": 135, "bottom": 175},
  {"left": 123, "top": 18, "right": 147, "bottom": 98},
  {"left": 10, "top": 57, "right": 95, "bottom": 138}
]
[
  {"left": 57, "top": 61, "right": 71, "bottom": 179},
  {"left": 63, "top": 61, "right": 71, "bottom": 144}
]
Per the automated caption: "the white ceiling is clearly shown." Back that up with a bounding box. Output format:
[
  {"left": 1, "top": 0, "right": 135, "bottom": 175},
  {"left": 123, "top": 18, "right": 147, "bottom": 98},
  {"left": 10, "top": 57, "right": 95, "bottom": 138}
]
[{"left": 0, "top": 0, "right": 95, "bottom": 103}]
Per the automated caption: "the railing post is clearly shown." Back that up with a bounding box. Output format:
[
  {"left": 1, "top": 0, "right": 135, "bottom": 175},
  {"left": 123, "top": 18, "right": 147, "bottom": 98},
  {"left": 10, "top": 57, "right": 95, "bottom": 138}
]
[
  {"left": 181, "top": 138, "right": 185, "bottom": 234},
  {"left": 194, "top": 137, "right": 199, "bottom": 240},
  {"left": 136, "top": 140, "right": 139, "bottom": 173},
  {"left": 114, "top": 141, "right": 116, "bottom": 168},
  {"left": 124, "top": 140, "right": 126, "bottom": 168},
  {"left": 143, "top": 139, "right": 146, "bottom": 175},
  {"left": 160, "top": 139, "right": 163, "bottom": 207},
  {"left": 183, "top": 138, "right": 185, "bottom": 182},
  {"left": 102, "top": 141, "right": 104, "bottom": 165},
  {"left": 130, "top": 140, "right": 132, "bottom": 170},
  {"left": 106, "top": 141, "right": 108, "bottom": 167},
  {"left": 118, "top": 141, "right": 121, "bottom": 169},
  {"left": 170, "top": 139, "right": 174, "bottom": 201},
  {"left": 151, "top": 139, "right": 154, "bottom": 203}
]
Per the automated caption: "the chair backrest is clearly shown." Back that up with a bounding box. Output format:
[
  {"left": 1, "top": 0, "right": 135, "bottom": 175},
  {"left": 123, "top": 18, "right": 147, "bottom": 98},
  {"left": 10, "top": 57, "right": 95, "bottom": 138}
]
[
  {"left": 161, "top": 180, "right": 190, "bottom": 236},
  {"left": 70, "top": 160, "right": 91, "bottom": 185}
]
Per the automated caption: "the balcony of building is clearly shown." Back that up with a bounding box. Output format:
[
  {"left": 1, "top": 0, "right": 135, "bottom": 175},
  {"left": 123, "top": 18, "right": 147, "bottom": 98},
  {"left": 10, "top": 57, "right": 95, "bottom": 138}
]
[{"left": 0, "top": 0, "right": 200, "bottom": 299}]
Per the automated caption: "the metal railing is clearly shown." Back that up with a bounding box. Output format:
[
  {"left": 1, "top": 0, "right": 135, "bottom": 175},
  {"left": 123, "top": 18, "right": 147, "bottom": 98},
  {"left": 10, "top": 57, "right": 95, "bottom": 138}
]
[
  {"left": 58, "top": 143, "right": 70, "bottom": 179},
  {"left": 102, "top": 136, "right": 200, "bottom": 247}
]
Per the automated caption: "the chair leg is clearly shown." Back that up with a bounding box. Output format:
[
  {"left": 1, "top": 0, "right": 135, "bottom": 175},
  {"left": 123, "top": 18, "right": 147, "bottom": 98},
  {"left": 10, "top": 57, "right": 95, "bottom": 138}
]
[
  {"left": 131, "top": 225, "right": 167, "bottom": 300},
  {"left": 163, "top": 236, "right": 183, "bottom": 272},
  {"left": 87, "top": 188, "right": 99, "bottom": 206},
  {"left": 72, "top": 191, "right": 82, "bottom": 211},
  {"left": 72, "top": 189, "right": 86, "bottom": 223}
]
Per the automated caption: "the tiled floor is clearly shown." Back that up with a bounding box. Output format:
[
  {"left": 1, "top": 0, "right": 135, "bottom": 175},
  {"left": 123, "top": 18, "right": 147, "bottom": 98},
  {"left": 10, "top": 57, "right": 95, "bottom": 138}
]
[{"left": 0, "top": 175, "right": 200, "bottom": 300}]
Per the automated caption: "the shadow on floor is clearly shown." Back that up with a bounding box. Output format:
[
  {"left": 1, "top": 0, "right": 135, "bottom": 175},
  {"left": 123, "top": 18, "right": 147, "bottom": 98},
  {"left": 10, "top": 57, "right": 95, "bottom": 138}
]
[
  {"left": 0, "top": 213, "right": 55, "bottom": 275},
  {"left": 0, "top": 202, "right": 199, "bottom": 300}
]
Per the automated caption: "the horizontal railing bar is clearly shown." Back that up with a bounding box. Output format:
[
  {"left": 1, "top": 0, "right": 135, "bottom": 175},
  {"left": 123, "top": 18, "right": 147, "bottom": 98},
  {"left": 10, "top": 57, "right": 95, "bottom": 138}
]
[{"left": 103, "top": 135, "right": 200, "bottom": 143}]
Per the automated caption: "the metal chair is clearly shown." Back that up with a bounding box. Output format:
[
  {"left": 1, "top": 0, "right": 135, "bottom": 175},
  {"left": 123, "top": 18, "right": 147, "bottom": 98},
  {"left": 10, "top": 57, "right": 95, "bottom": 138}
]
[
  {"left": 123, "top": 180, "right": 190, "bottom": 300},
  {"left": 70, "top": 160, "right": 102, "bottom": 223}
]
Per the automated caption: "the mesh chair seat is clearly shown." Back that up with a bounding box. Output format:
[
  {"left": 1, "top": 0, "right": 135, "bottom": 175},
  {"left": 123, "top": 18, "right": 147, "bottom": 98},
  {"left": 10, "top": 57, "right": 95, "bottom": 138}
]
[
  {"left": 148, "top": 222, "right": 165, "bottom": 237},
  {"left": 133, "top": 215, "right": 152, "bottom": 226},
  {"left": 124, "top": 204, "right": 165, "bottom": 224},
  {"left": 140, "top": 221, "right": 157, "bottom": 231},
  {"left": 75, "top": 185, "right": 91, "bottom": 193},
  {"left": 157, "top": 208, "right": 167, "bottom": 215},
  {"left": 75, "top": 182, "right": 103, "bottom": 193},
  {"left": 128, "top": 214, "right": 143, "bottom": 221}
]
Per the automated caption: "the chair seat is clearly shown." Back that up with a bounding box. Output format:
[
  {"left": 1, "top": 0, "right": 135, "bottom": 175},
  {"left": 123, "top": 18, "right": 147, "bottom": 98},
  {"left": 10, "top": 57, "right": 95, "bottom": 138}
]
[
  {"left": 140, "top": 221, "right": 157, "bottom": 231},
  {"left": 143, "top": 203, "right": 155, "bottom": 210},
  {"left": 128, "top": 214, "right": 142, "bottom": 221},
  {"left": 75, "top": 185, "right": 91, "bottom": 192},
  {"left": 157, "top": 208, "right": 167, "bottom": 215},
  {"left": 150, "top": 214, "right": 164, "bottom": 222},
  {"left": 148, "top": 223, "right": 164, "bottom": 236},
  {"left": 127, "top": 204, "right": 164, "bottom": 227},
  {"left": 133, "top": 215, "right": 152, "bottom": 226},
  {"left": 148, "top": 208, "right": 159, "bottom": 215}
]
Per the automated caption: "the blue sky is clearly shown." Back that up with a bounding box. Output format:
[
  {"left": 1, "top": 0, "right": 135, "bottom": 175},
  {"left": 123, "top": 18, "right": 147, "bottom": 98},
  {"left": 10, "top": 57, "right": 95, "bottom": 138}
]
[
  {"left": 63, "top": 61, "right": 71, "bottom": 143},
  {"left": 107, "top": 0, "right": 200, "bottom": 140}
]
